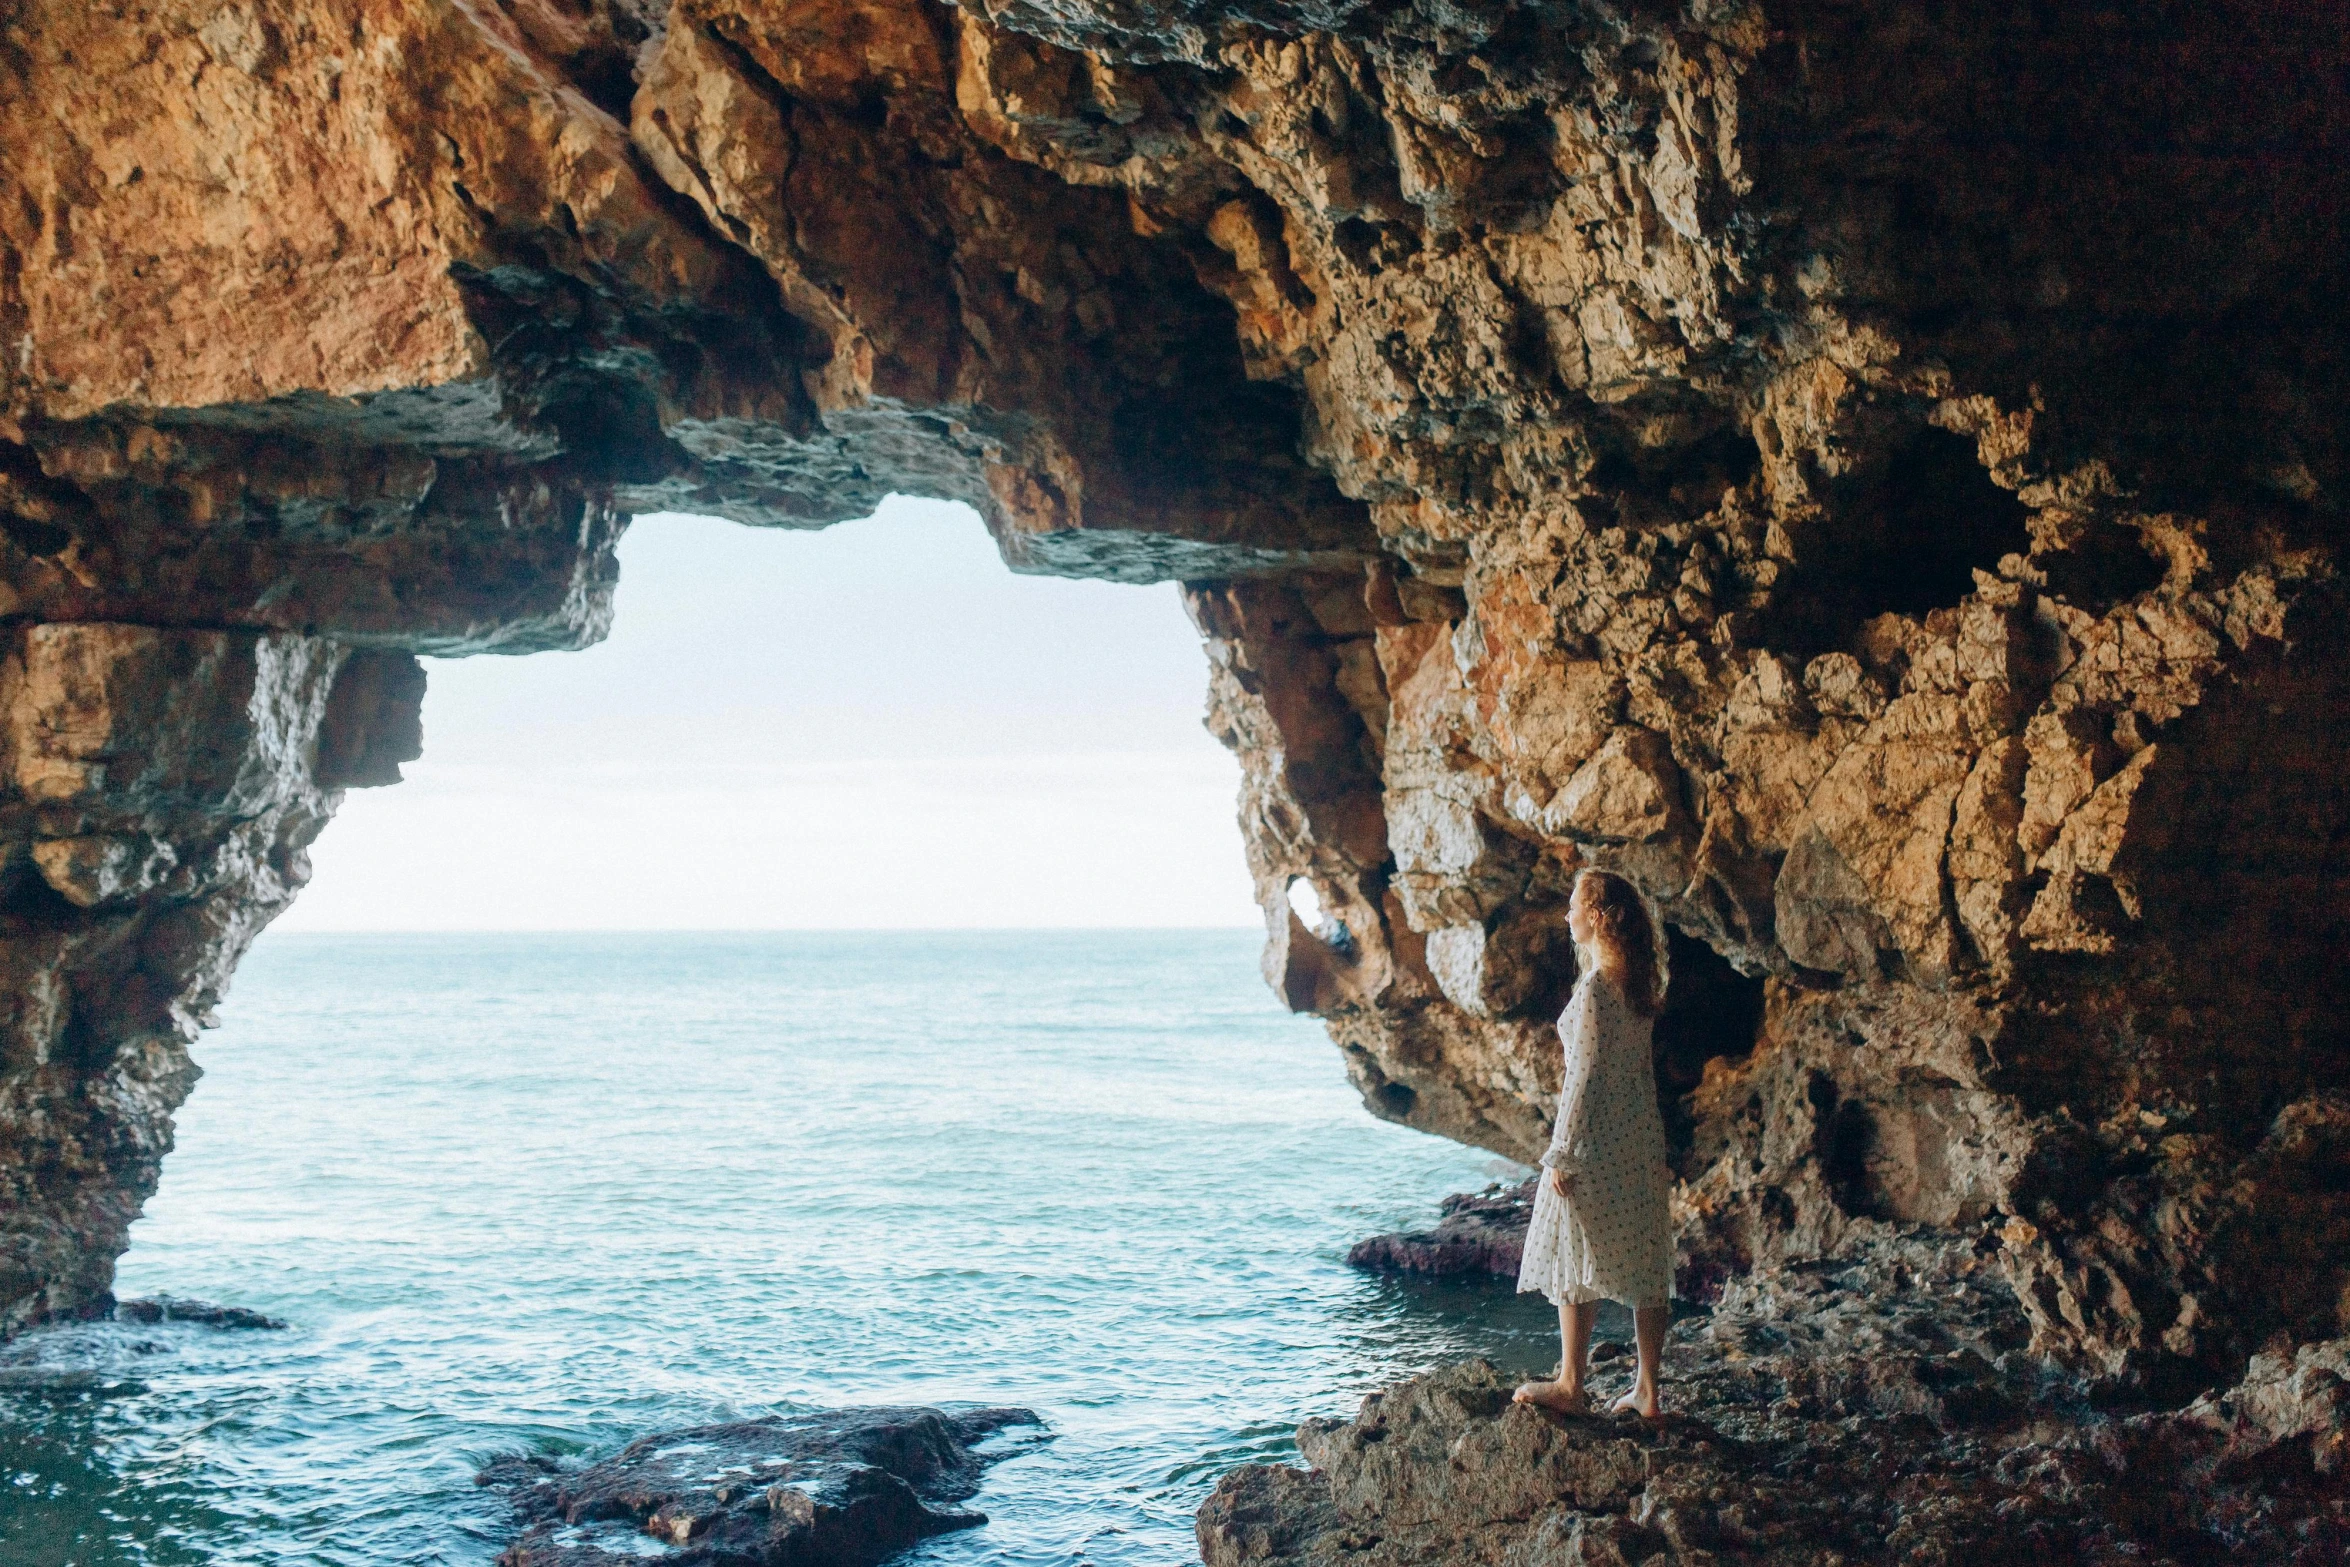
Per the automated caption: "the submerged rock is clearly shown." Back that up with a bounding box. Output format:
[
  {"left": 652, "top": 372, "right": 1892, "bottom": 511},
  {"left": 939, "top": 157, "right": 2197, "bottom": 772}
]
[
  {"left": 1204, "top": 1239, "right": 2350, "bottom": 1565},
  {"left": 109, "top": 1294, "right": 286, "bottom": 1331},
  {"left": 1346, "top": 1180, "right": 1533, "bottom": 1280},
  {"left": 479, "top": 1405, "right": 1042, "bottom": 1567}
]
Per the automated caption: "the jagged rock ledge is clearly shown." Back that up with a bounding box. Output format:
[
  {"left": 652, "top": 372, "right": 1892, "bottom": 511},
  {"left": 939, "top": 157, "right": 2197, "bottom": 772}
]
[
  {"left": 1204, "top": 1239, "right": 2350, "bottom": 1565},
  {"left": 477, "top": 1404, "right": 1042, "bottom": 1567}
]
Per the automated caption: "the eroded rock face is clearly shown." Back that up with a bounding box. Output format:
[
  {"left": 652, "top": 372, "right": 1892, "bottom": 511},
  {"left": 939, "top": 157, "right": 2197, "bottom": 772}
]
[
  {"left": 2, "top": 0, "right": 2346, "bottom": 1422},
  {"left": 0, "top": 626, "right": 420, "bottom": 1335}
]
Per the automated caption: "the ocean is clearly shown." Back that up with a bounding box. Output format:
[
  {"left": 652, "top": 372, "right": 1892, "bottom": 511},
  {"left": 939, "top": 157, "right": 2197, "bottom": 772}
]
[{"left": 0, "top": 931, "right": 1565, "bottom": 1565}]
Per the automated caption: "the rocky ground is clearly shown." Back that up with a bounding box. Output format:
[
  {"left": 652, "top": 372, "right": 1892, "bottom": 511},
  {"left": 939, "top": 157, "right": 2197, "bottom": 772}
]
[
  {"left": 477, "top": 1404, "right": 1042, "bottom": 1566},
  {"left": 1208, "top": 1237, "right": 2350, "bottom": 1566}
]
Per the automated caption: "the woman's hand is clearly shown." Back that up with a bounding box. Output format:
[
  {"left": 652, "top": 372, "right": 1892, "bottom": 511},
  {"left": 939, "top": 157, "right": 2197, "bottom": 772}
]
[{"left": 1546, "top": 1166, "right": 1574, "bottom": 1200}]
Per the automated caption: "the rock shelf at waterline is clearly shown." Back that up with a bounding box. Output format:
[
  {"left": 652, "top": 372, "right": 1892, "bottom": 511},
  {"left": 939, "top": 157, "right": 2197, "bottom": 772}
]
[
  {"left": 1347, "top": 1181, "right": 1534, "bottom": 1281},
  {"left": 1203, "top": 1244, "right": 2350, "bottom": 1566},
  {"left": 477, "top": 1405, "right": 1045, "bottom": 1566},
  {"left": 108, "top": 1295, "right": 287, "bottom": 1332}
]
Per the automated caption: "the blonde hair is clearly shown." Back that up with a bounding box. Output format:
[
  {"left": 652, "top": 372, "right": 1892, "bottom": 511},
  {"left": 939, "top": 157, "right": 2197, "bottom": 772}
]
[{"left": 1576, "top": 869, "right": 1665, "bottom": 1018}]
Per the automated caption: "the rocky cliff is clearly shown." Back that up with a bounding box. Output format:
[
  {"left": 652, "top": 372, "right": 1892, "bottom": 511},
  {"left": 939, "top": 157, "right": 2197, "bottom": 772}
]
[{"left": 2, "top": 0, "right": 2345, "bottom": 1480}]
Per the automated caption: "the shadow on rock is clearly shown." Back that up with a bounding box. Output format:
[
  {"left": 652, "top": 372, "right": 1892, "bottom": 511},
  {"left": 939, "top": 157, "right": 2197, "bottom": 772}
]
[{"left": 478, "top": 1404, "right": 1044, "bottom": 1566}]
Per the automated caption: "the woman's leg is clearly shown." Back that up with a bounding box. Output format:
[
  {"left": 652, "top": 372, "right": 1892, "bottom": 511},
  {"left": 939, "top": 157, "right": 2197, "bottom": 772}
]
[
  {"left": 1609, "top": 1302, "right": 1668, "bottom": 1418},
  {"left": 1563, "top": 1298, "right": 1597, "bottom": 1394},
  {"left": 1514, "top": 1298, "right": 1599, "bottom": 1412}
]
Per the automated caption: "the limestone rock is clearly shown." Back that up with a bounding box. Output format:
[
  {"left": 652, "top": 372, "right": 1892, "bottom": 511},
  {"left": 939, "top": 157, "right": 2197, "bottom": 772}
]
[
  {"left": 1555, "top": 727, "right": 1686, "bottom": 845},
  {"left": 111, "top": 1293, "right": 287, "bottom": 1330},
  {"left": 0, "top": 0, "right": 2344, "bottom": 1457},
  {"left": 0, "top": 624, "right": 419, "bottom": 1336}
]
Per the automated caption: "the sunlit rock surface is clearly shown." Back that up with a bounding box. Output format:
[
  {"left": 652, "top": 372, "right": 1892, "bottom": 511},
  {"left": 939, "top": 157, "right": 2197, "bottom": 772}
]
[
  {"left": 2, "top": 0, "right": 2348, "bottom": 1543},
  {"left": 0, "top": 626, "right": 419, "bottom": 1333}
]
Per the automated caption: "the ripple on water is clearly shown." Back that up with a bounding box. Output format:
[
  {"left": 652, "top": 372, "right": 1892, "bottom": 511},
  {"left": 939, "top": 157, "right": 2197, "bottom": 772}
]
[{"left": 3, "top": 932, "right": 1566, "bottom": 1566}]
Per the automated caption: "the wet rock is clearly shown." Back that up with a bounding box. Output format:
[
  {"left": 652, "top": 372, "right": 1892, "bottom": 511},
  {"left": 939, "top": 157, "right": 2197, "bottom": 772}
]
[
  {"left": 479, "top": 1405, "right": 1042, "bottom": 1567},
  {"left": 1204, "top": 1238, "right": 2350, "bottom": 1566},
  {"left": 1346, "top": 1180, "right": 1532, "bottom": 1280},
  {"left": 110, "top": 1294, "right": 286, "bottom": 1331}
]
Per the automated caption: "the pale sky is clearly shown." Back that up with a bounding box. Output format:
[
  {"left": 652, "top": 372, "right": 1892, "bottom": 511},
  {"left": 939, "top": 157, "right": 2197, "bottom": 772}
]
[{"left": 276, "top": 499, "right": 1264, "bottom": 930}]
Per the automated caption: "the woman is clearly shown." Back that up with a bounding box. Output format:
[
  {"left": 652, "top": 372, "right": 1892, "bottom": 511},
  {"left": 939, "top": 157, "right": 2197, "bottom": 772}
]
[{"left": 1512, "top": 868, "right": 1674, "bottom": 1419}]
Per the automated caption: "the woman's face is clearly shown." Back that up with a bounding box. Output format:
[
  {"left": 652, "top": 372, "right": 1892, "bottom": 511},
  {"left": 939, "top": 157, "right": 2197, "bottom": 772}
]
[{"left": 1568, "top": 880, "right": 1596, "bottom": 945}]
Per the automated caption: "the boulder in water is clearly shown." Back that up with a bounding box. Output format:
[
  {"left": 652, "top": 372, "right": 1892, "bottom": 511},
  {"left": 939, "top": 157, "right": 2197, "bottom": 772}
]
[
  {"left": 480, "top": 1404, "right": 1042, "bottom": 1566},
  {"left": 1345, "top": 1180, "right": 1533, "bottom": 1280}
]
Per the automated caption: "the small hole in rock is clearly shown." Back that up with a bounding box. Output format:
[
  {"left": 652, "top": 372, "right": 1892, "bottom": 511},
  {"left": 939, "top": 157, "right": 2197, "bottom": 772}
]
[
  {"left": 1810, "top": 1074, "right": 1881, "bottom": 1219},
  {"left": 539, "top": 378, "right": 676, "bottom": 486},
  {"left": 1332, "top": 217, "right": 1414, "bottom": 272},
  {"left": 1585, "top": 447, "right": 1640, "bottom": 496},
  {"left": 1286, "top": 875, "right": 1354, "bottom": 956},
  {"left": 1287, "top": 875, "right": 1325, "bottom": 930},
  {"left": 1, "top": 515, "right": 71, "bottom": 557},
  {"left": 1582, "top": 427, "right": 1761, "bottom": 518}
]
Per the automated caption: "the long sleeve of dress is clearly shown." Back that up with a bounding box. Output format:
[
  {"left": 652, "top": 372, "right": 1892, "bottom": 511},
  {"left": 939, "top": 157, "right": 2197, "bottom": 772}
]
[{"left": 1539, "top": 986, "right": 1603, "bottom": 1180}]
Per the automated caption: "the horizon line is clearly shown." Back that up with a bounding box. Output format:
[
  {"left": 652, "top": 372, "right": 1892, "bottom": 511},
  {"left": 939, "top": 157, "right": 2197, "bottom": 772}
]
[{"left": 263, "top": 923, "right": 1269, "bottom": 936}]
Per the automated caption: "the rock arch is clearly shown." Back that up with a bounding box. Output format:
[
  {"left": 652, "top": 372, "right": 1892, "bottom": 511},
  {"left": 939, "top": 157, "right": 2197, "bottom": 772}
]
[{"left": 3, "top": 0, "right": 2348, "bottom": 1410}]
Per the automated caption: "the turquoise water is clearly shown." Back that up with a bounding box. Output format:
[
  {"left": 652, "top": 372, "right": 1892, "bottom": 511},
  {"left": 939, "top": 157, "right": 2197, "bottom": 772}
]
[{"left": 1, "top": 932, "right": 1559, "bottom": 1565}]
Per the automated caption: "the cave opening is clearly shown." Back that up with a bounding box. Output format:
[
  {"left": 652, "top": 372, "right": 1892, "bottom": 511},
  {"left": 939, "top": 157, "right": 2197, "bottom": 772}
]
[
  {"left": 1810, "top": 1073, "right": 1879, "bottom": 1220},
  {"left": 1763, "top": 425, "right": 2034, "bottom": 655},
  {"left": 1653, "top": 928, "right": 1768, "bottom": 1179},
  {"left": 51, "top": 495, "right": 1547, "bottom": 1564},
  {"left": 283, "top": 499, "right": 1262, "bottom": 930}
]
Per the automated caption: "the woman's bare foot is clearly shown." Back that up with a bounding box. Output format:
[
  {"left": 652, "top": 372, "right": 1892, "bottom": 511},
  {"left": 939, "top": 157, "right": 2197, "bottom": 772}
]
[
  {"left": 1512, "top": 1379, "right": 1591, "bottom": 1416},
  {"left": 1609, "top": 1385, "right": 1661, "bottom": 1419}
]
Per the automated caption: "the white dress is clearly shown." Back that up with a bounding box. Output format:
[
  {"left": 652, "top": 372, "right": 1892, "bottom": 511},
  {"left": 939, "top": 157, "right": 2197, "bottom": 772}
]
[{"left": 1516, "top": 967, "right": 1674, "bottom": 1310}]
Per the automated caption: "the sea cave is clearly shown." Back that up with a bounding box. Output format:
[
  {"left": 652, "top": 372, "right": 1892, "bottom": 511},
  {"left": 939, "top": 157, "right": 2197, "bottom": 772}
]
[{"left": 3, "top": 0, "right": 2349, "bottom": 1560}]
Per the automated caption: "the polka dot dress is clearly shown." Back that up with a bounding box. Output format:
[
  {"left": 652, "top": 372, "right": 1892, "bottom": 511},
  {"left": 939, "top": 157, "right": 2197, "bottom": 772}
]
[{"left": 1516, "top": 965, "right": 1674, "bottom": 1311}]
